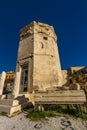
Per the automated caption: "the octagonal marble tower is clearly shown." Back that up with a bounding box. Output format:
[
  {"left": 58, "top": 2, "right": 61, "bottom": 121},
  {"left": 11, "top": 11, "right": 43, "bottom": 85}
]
[{"left": 14, "top": 21, "right": 63, "bottom": 94}]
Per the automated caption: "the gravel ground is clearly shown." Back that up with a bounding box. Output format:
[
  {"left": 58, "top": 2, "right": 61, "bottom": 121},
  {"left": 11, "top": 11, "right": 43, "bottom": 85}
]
[{"left": 0, "top": 113, "right": 87, "bottom": 130}]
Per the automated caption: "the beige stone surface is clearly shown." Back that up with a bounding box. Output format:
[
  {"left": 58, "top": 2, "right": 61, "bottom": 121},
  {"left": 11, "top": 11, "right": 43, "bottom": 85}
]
[
  {"left": 70, "top": 83, "right": 80, "bottom": 90},
  {"left": 16, "top": 21, "right": 63, "bottom": 94},
  {"left": 33, "top": 22, "right": 63, "bottom": 90},
  {"left": 34, "top": 90, "right": 86, "bottom": 104},
  {"left": 62, "top": 70, "right": 68, "bottom": 84},
  {"left": 13, "top": 68, "right": 21, "bottom": 97}
]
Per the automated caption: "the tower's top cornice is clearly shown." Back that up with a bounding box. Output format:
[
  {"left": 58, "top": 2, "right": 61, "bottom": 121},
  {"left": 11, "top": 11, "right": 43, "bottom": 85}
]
[{"left": 19, "top": 21, "right": 57, "bottom": 41}]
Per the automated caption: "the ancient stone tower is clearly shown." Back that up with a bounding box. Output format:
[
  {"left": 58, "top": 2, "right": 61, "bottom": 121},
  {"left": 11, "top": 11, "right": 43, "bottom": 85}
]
[{"left": 14, "top": 21, "right": 63, "bottom": 95}]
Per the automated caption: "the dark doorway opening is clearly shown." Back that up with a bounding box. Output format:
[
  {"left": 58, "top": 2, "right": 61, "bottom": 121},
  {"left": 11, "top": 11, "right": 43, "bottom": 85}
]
[{"left": 20, "top": 64, "right": 28, "bottom": 92}]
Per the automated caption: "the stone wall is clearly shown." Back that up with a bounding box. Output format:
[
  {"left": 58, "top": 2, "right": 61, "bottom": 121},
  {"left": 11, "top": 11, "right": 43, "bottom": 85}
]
[
  {"left": 62, "top": 70, "right": 68, "bottom": 85},
  {"left": 33, "top": 22, "right": 63, "bottom": 90}
]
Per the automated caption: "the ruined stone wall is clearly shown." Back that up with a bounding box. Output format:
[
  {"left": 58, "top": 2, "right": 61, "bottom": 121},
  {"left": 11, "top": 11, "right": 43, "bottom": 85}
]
[
  {"left": 68, "top": 66, "right": 85, "bottom": 75},
  {"left": 62, "top": 70, "right": 68, "bottom": 85}
]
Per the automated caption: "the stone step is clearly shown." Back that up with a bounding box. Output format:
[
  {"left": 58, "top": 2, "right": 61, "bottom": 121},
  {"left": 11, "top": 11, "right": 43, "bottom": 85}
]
[
  {"left": 6, "top": 94, "right": 14, "bottom": 99},
  {"left": 0, "top": 104, "right": 22, "bottom": 114},
  {"left": 0, "top": 97, "right": 29, "bottom": 107},
  {"left": 1, "top": 94, "right": 14, "bottom": 99},
  {"left": 0, "top": 99, "right": 19, "bottom": 106},
  {"left": 0, "top": 95, "right": 32, "bottom": 115},
  {"left": 0, "top": 101, "right": 31, "bottom": 115},
  {"left": 10, "top": 102, "right": 32, "bottom": 114},
  {"left": 34, "top": 90, "right": 86, "bottom": 104},
  {"left": 0, "top": 105, "right": 11, "bottom": 114}
]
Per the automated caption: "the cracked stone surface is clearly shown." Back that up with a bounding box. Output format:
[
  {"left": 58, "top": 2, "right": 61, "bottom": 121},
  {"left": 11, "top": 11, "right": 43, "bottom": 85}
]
[{"left": 0, "top": 113, "right": 87, "bottom": 130}]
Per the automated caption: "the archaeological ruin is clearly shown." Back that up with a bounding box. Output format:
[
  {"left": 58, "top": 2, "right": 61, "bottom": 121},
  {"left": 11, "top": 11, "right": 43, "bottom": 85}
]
[{"left": 0, "top": 21, "right": 86, "bottom": 115}]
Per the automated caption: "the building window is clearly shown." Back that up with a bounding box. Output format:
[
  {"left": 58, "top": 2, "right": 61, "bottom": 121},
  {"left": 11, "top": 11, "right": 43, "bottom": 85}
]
[{"left": 43, "top": 37, "right": 48, "bottom": 40}]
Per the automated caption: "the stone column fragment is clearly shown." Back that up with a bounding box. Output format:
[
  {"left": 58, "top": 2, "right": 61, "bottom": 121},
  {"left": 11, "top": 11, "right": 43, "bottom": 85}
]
[
  {"left": 12, "top": 68, "right": 21, "bottom": 97},
  {"left": 0, "top": 71, "right": 6, "bottom": 95}
]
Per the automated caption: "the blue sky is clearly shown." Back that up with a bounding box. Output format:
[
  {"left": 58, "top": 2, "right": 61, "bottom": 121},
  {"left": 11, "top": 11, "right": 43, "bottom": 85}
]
[{"left": 0, "top": 0, "right": 87, "bottom": 73}]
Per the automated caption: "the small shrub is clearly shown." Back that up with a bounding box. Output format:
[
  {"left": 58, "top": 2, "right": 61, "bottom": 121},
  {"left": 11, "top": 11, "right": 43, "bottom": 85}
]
[
  {"left": 0, "top": 112, "right": 7, "bottom": 116},
  {"left": 27, "top": 104, "right": 87, "bottom": 121},
  {"left": 27, "top": 110, "right": 56, "bottom": 121},
  {"left": 74, "top": 111, "right": 87, "bottom": 120},
  {"left": 45, "top": 104, "right": 87, "bottom": 120}
]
